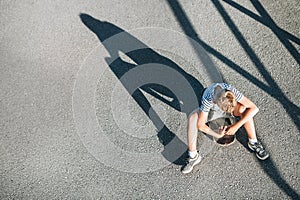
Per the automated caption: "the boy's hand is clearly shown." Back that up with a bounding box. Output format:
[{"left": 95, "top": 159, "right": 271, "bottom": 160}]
[
  {"left": 218, "top": 126, "right": 227, "bottom": 138},
  {"left": 224, "top": 125, "right": 238, "bottom": 135}
]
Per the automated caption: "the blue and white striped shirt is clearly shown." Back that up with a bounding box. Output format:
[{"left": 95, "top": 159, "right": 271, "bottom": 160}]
[{"left": 199, "top": 83, "right": 244, "bottom": 112}]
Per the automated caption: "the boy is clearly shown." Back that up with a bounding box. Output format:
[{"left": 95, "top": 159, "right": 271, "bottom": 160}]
[{"left": 182, "top": 83, "right": 269, "bottom": 174}]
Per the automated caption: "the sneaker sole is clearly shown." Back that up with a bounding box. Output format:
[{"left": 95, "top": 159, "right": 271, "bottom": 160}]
[
  {"left": 248, "top": 142, "right": 255, "bottom": 151},
  {"left": 256, "top": 154, "right": 269, "bottom": 160}
]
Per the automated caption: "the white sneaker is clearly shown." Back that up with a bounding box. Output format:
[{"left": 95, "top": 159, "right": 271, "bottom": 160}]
[{"left": 181, "top": 153, "right": 202, "bottom": 174}]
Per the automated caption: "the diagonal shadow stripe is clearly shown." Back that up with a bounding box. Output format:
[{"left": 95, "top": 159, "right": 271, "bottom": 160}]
[
  {"left": 167, "top": 0, "right": 300, "bottom": 133},
  {"left": 211, "top": 1, "right": 299, "bottom": 198},
  {"left": 211, "top": 0, "right": 300, "bottom": 132},
  {"left": 250, "top": 0, "right": 300, "bottom": 65},
  {"left": 223, "top": 0, "right": 300, "bottom": 45},
  {"left": 167, "top": 0, "right": 299, "bottom": 199}
]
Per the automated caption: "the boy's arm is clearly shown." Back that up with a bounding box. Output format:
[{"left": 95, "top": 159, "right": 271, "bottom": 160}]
[
  {"left": 197, "top": 111, "right": 225, "bottom": 138},
  {"left": 225, "top": 96, "right": 259, "bottom": 135}
]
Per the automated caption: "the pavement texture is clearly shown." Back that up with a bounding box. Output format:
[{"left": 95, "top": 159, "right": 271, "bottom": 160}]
[{"left": 1, "top": 0, "right": 299, "bottom": 199}]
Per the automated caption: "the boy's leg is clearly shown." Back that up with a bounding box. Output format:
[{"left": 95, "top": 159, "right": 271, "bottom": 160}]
[
  {"left": 235, "top": 111, "right": 269, "bottom": 160},
  {"left": 187, "top": 111, "right": 199, "bottom": 154},
  {"left": 243, "top": 117, "right": 258, "bottom": 142},
  {"left": 233, "top": 106, "right": 257, "bottom": 141},
  {"left": 182, "top": 110, "right": 202, "bottom": 174}
]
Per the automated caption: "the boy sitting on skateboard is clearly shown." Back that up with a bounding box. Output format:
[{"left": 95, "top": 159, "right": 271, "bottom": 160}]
[{"left": 182, "top": 83, "right": 269, "bottom": 174}]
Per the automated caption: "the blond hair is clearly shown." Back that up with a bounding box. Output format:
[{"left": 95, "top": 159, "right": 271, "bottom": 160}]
[{"left": 213, "top": 86, "right": 237, "bottom": 113}]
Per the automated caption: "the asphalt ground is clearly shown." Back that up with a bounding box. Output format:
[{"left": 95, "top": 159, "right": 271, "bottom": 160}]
[{"left": 1, "top": 0, "right": 299, "bottom": 199}]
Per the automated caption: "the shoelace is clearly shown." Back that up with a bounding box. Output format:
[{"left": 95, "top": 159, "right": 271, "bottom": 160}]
[
  {"left": 255, "top": 144, "right": 265, "bottom": 154},
  {"left": 186, "top": 157, "right": 194, "bottom": 163},
  {"left": 186, "top": 155, "right": 198, "bottom": 163}
]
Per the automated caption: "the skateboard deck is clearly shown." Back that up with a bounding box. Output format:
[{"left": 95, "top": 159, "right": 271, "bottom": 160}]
[{"left": 207, "top": 117, "right": 236, "bottom": 146}]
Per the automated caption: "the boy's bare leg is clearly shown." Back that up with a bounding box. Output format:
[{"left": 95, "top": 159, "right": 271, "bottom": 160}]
[
  {"left": 187, "top": 111, "right": 199, "bottom": 153},
  {"left": 182, "top": 111, "right": 203, "bottom": 174},
  {"left": 234, "top": 106, "right": 257, "bottom": 141},
  {"left": 242, "top": 116, "right": 269, "bottom": 160},
  {"left": 243, "top": 117, "right": 258, "bottom": 141},
  {"left": 234, "top": 109, "right": 257, "bottom": 141}
]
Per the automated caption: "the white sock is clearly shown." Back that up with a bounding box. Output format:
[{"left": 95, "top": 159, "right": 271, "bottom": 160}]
[
  {"left": 249, "top": 138, "right": 258, "bottom": 144},
  {"left": 188, "top": 150, "right": 198, "bottom": 158}
]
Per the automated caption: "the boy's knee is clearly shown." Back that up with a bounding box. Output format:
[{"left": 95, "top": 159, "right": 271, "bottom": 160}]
[
  {"left": 234, "top": 104, "right": 247, "bottom": 116},
  {"left": 189, "top": 112, "right": 199, "bottom": 121},
  {"left": 239, "top": 104, "right": 246, "bottom": 113}
]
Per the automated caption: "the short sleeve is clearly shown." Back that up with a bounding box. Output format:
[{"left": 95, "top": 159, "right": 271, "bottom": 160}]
[
  {"left": 199, "top": 98, "right": 213, "bottom": 112},
  {"left": 223, "top": 83, "right": 244, "bottom": 102},
  {"left": 199, "top": 86, "right": 214, "bottom": 112}
]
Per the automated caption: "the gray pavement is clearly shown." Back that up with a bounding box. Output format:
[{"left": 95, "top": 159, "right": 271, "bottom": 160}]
[{"left": 1, "top": 0, "right": 299, "bottom": 199}]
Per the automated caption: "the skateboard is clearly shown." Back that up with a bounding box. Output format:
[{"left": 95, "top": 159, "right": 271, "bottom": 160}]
[{"left": 208, "top": 117, "right": 236, "bottom": 146}]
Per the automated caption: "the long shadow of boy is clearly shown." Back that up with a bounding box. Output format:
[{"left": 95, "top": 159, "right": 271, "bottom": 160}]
[{"left": 80, "top": 13, "right": 205, "bottom": 165}]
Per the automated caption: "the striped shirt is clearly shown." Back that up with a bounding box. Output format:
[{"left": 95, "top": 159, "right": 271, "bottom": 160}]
[{"left": 199, "top": 83, "right": 244, "bottom": 112}]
